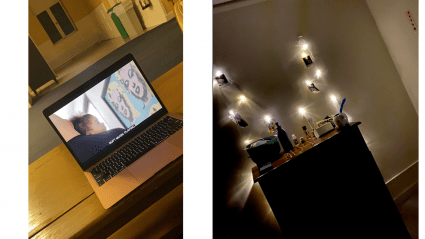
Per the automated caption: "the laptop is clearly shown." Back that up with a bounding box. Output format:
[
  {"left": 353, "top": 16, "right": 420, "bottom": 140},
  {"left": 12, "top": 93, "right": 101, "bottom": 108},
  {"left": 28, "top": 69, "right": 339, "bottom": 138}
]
[{"left": 43, "top": 53, "right": 183, "bottom": 209}]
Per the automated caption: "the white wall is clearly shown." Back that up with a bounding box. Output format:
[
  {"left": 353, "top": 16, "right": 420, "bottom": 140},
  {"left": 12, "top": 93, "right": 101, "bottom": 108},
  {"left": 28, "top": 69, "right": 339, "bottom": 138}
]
[
  {"left": 366, "top": 0, "right": 418, "bottom": 113},
  {"left": 55, "top": 94, "right": 85, "bottom": 120}
]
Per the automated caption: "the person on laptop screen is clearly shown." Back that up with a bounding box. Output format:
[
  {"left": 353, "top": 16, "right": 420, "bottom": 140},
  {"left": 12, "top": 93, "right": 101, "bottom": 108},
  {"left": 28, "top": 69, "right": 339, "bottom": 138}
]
[{"left": 49, "top": 114, "right": 125, "bottom": 164}]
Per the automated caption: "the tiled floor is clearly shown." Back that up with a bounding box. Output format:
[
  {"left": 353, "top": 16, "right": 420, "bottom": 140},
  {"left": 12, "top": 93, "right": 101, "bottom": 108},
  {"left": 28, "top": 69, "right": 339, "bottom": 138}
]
[{"left": 29, "top": 24, "right": 162, "bottom": 105}]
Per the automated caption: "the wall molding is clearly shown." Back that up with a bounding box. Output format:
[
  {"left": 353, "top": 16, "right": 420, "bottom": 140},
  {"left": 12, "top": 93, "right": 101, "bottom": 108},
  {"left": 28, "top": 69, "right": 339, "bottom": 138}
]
[{"left": 385, "top": 160, "right": 418, "bottom": 204}]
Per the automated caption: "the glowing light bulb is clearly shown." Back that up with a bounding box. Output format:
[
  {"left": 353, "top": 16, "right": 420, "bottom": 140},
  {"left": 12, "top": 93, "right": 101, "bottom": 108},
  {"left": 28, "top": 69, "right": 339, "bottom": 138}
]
[
  {"left": 229, "top": 110, "right": 235, "bottom": 116},
  {"left": 215, "top": 70, "right": 222, "bottom": 77},
  {"left": 240, "top": 95, "right": 246, "bottom": 102},
  {"left": 316, "top": 70, "right": 321, "bottom": 77},
  {"left": 299, "top": 108, "right": 306, "bottom": 115},
  {"left": 245, "top": 140, "right": 251, "bottom": 145},
  {"left": 302, "top": 44, "right": 308, "bottom": 50},
  {"left": 306, "top": 80, "right": 311, "bottom": 86},
  {"left": 264, "top": 115, "right": 271, "bottom": 123},
  {"left": 331, "top": 95, "right": 337, "bottom": 103},
  {"left": 301, "top": 52, "right": 307, "bottom": 58}
]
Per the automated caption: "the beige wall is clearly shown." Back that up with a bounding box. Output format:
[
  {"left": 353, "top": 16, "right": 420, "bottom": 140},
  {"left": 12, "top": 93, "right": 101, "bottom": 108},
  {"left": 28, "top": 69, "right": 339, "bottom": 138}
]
[
  {"left": 61, "top": 0, "right": 102, "bottom": 22},
  {"left": 102, "top": 0, "right": 112, "bottom": 10},
  {"left": 366, "top": 0, "right": 418, "bottom": 113}
]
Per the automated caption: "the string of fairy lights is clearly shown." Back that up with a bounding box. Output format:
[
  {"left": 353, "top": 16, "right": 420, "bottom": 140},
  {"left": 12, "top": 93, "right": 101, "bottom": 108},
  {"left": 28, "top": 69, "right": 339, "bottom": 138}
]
[{"left": 214, "top": 36, "right": 343, "bottom": 147}]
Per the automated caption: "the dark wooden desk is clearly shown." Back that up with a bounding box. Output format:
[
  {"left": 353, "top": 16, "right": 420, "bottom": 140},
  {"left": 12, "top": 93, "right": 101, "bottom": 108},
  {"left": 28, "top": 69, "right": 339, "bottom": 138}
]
[
  {"left": 29, "top": 62, "right": 183, "bottom": 239},
  {"left": 252, "top": 123, "right": 346, "bottom": 183},
  {"left": 252, "top": 122, "right": 410, "bottom": 238}
]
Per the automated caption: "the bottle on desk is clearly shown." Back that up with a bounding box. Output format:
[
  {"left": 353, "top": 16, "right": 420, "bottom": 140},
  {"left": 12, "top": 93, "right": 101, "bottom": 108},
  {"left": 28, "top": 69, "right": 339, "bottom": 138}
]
[
  {"left": 302, "top": 126, "right": 311, "bottom": 139},
  {"left": 292, "top": 134, "right": 299, "bottom": 145},
  {"left": 275, "top": 122, "right": 294, "bottom": 153}
]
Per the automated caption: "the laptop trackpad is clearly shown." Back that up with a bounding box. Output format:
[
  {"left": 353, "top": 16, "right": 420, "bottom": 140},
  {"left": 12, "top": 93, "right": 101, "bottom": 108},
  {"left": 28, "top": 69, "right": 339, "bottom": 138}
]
[
  {"left": 165, "top": 128, "right": 183, "bottom": 149},
  {"left": 126, "top": 141, "right": 183, "bottom": 183}
]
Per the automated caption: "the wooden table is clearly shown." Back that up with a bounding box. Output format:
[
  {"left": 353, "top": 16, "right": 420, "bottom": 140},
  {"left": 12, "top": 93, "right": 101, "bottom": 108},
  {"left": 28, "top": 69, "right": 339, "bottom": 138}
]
[{"left": 29, "top": 62, "right": 183, "bottom": 239}]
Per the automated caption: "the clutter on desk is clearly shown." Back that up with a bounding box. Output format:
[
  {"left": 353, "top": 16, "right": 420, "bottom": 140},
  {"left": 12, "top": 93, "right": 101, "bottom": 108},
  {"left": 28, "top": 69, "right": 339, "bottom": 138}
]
[
  {"left": 316, "top": 116, "right": 336, "bottom": 128},
  {"left": 292, "top": 134, "right": 299, "bottom": 145},
  {"left": 300, "top": 108, "right": 316, "bottom": 130},
  {"left": 313, "top": 122, "right": 334, "bottom": 138},
  {"left": 300, "top": 137, "right": 305, "bottom": 144},
  {"left": 310, "top": 114, "right": 336, "bottom": 138},
  {"left": 333, "top": 113, "right": 349, "bottom": 130},
  {"left": 268, "top": 122, "right": 277, "bottom": 135},
  {"left": 245, "top": 136, "right": 281, "bottom": 167},
  {"left": 302, "top": 126, "right": 312, "bottom": 139},
  {"left": 339, "top": 98, "right": 346, "bottom": 113},
  {"left": 275, "top": 122, "right": 294, "bottom": 152},
  {"left": 301, "top": 126, "right": 319, "bottom": 146},
  {"left": 249, "top": 140, "right": 267, "bottom": 148},
  {"left": 259, "top": 162, "right": 273, "bottom": 174},
  {"left": 264, "top": 115, "right": 278, "bottom": 135},
  {"left": 326, "top": 115, "right": 336, "bottom": 128},
  {"left": 333, "top": 98, "right": 349, "bottom": 130}
]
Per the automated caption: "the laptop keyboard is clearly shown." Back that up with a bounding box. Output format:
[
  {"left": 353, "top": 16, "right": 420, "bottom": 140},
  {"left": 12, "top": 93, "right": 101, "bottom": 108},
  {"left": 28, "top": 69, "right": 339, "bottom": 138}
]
[{"left": 90, "top": 116, "right": 183, "bottom": 187}]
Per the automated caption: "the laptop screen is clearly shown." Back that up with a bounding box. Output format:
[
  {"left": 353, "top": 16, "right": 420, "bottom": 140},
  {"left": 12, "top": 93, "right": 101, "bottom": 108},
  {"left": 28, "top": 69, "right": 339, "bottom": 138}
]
[{"left": 47, "top": 59, "right": 164, "bottom": 167}]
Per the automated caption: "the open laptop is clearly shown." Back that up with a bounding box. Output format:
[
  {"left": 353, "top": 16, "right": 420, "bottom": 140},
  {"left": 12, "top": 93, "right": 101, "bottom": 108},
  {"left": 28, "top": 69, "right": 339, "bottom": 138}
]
[{"left": 43, "top": 53, "right": 183, "bottom": 209}]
